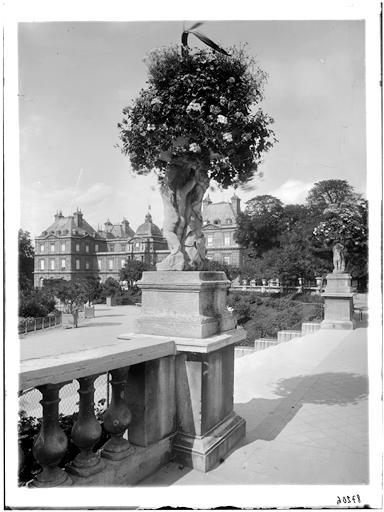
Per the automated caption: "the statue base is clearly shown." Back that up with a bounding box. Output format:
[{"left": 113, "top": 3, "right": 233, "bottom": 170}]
[
  {"left": 136, "top": 271, "right": 236, "bottom": 338},
  {"left": 321, "top": 273, "right": 355, "bottom": 330}
]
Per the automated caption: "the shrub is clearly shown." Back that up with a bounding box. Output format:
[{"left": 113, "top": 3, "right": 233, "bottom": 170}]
[
  {"left": 228, "top": 291, "right": 323, "bottom": 345},
  {"left": 19, "top": 289, "right": 56, "bottom": 318}
]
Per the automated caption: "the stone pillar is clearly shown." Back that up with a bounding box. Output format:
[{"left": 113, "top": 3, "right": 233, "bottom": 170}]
[
  {"left": 321, "top": 273, "right": 355, "bottom": 330},
  {"left": 125, "top": 355, "right": 176, "bottom": 447},
  {"left": 135, "top": 271, "right": 246, "bottom": 472}
]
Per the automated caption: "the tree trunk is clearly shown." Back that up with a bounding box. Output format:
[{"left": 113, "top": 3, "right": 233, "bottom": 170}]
[{"left": 157, "top": 157, "right": 209, "bottom": 271}]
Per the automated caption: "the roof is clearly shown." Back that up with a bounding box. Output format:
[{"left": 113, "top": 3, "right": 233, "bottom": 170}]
[
  {"left": 202, "top": 201, "right": 237, "bottom": 225},
  {"left": 134, "top": 212, "right": 163, "bottom": 238},
  {"left": 40, "top": 214, "right": 98, "bottom": 237}
]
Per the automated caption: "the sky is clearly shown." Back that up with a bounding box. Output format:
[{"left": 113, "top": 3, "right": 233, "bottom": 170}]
[{"left": 18, "top": 20, "right": 366, "bottom": 238}]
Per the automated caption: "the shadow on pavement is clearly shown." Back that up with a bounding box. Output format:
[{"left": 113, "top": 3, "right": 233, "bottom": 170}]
[
  {"left": 77, "top": 322, "right": 123, "bottom": 328},
  {"left": 235, "top": 371, "right": 368, "bottom": 445}
]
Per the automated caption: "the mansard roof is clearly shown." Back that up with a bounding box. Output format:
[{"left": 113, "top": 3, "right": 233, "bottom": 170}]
[
  {"left": 39, "top": 212, "right": 98, "bottom": 238},
  {"left": 202, "top": 201, "right": 237, "bottom": 225}
]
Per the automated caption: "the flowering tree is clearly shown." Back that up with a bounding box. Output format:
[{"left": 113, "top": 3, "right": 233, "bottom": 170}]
[
  {"left": 118, "top": 42, "right": 275, "bottom": 270},
  {"left": 312, "top": 199, "right": 368, "bottom": 277}
]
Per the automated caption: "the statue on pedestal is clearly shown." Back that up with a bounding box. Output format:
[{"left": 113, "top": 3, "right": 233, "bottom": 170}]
[{"left": 332, "top": 242, "right": 345, "bottom": 273}]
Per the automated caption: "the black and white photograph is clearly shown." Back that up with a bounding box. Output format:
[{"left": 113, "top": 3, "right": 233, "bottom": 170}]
[{"left": 3, "top": 0, "right": 382, "bottom": 509}]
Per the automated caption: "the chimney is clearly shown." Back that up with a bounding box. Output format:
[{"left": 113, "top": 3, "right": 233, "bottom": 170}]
[
  {"left": 231, "top": 193, "right": 241, "bottom": 216},
  {"left": 121, "top": 218, "right": 130, "bottom": 235},
  {"left": 104, "top": 219, "right": 113, "bottom": 233},
  {"left": 54, "top": 210, "right": 64, "bottom": 222},
  {"left": 73, "top": 208, "right": 83, "bottom": 227}
]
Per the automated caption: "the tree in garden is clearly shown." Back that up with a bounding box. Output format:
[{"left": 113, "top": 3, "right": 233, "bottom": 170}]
[
  {"left": 118, "top": 34, "right": 275, "bottom": 271},
  {"left": 119, "top": 260, "right": 149, "bottom": 289},
  {"left": 19, "top": 288, "right": 56, "bottom": 318},
  {"left": 306, "top": 179, "right": 359, "bottom": 210},
  {"left": 18, "top": 229, "right": 35, "bottom": 292},
  {"left": 53, "top": 280, "right": 88, "bottom": 314},
  {"left": 234, "top": 195, "right": 284, "bottom": 257},
  {"left": 80, "top": 276, "right": 103, "bottom": 304},
  {"left": 245, "top": 194, "right": 283, "bottom": 217},
  {"left": 102, "top": 277, "right": 121, "bottom": 299},
  {"left": 205, "top": 259, "right": 240, "bottom": 281},
  {"left": 312, "top": 198, "right": 368, "bottom": 286}
]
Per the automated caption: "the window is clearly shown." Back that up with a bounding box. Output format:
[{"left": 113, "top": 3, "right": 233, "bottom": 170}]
[
  {"left": 126, "top": 244, "right": 130, "bottom": 252},
  {"left": 61, "top": 258, "right": 66, "bottom": 270},
  {"left": 98, "top": 259, "right": 102, "bottom": 269},
  {"left": 135, "top": 242, "right": 140, "bottom": 249},
  {"left": 50, "top": 259, "right": 55, "bottom": 270},
  {"left": 40, "top": 259, "right": 45, "bottom": 270},
  {"left": 207, "top": 235, "right": 213, "bottom": 247},
  {"left": 40, "top": 244, "right": 45, "bottom": 253},
  {"left": 108, "top": 259, "right": 113, "bottom": 270},
  {"left": 75, "top": 243, "right": 80, "bottom": 252},
  {"left": 50, "top": 243, "right": 55, "bottom": 253},
  {"left": 213, "top": 219, "right": 221, "bottom": 225},
  {"left": 110, "top": 245, "right": 114, "bottom": 252},
  {"left": 75, "top": 259, "right": 80, "bottom": 270},
  {"left": 95, "top": 244, "right": 99, "bottom": 252},
  {"left": 224, "top": 234, "right": 231, "bottom": 246},
  {"left": 85, "top": 260, "right": 90, "bottom": 270},
  {"left": 61, "top": 242, "right": 66, "bottom": 251},
  {"left": 223, "top": 256, "right": 230, "bottom": 265},
  {"left": 121, "top": 259, "right": 126, "bottom": 268},
  {"left": 85, "top": 244, "right": 89, "bottom": 253},
  {"left": 226, "top": 218, "right": 232, "bottom": 225}
]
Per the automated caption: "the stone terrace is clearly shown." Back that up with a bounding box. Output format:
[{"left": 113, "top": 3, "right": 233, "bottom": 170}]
[{"left": 20, "top": 305, "right": 368, "bottom": 486}]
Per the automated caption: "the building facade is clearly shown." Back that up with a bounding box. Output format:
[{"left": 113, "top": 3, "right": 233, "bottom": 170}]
[
  {"left": 202, "top": 193, "right": 244, "bottom": 268},
  {"left": 34, "top": 196, "right": 244, "bottom": 287}
]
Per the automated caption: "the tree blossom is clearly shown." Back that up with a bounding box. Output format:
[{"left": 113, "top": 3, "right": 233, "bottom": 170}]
[{"left": 189, "top": 143, "right": 201, "bottom": 153}]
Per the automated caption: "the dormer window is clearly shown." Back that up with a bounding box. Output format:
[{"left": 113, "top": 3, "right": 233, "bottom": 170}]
[
  {"left": 213, "top": 219, "right": 221, "bottom": 225},
  {"left": 226, "top": 218, "right": 232, "bottom": 225}
]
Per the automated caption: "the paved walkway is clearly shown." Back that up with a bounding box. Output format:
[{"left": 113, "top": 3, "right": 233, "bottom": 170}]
[
  {"left": 141, "top": 326, "right": 368, "bottom": 485},
  {"left": 20, "top": 305, "right": 141, "bottom": 360}
]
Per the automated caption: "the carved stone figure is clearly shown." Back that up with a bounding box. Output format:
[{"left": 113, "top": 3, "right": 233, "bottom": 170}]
[
  {"left": 156, "top": 155, "right": 210, "bottom": 271},
  {"left": 332, "top": 243, "right": 346, "bottom": 273}
]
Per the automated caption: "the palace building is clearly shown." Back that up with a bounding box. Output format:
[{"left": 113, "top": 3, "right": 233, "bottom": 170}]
[{"left": 33, "top": 195, "right": 244, "bottom": 287}]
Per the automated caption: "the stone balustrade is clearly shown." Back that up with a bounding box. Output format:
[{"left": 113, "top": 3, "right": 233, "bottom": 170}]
[{"left": 19, "top": 337, "right": 176, "bottom": 487}]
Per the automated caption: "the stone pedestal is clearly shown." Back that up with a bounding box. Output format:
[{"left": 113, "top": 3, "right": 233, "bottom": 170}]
[
  {"left": 321, "top": 273, "right": 355, "bottom": 330},
  {"left": 132, "top": 271, "right": 246, "bottom": 472},
  {"left": 136, "top": 271, "right": 236, "bottom": 338}
]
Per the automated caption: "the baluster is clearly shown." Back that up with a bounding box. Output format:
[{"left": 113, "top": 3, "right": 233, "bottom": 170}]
[
  {"left": 30, "top": 383, "right": 72, "bottom": 487},
  {"left": 102, "top": 367, "right": 132, "bottom": 460},
  {"left": 67, "top": 375, "right": 105, "bottom": 477}
]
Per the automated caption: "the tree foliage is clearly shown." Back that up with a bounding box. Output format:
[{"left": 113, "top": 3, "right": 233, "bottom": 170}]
[
  {"left": 234, "top": 180, "right": 367, "bottom": 289},
  {"left": 119, "top": 260, "right": 149, "bottom": 289},
  {"left": 19, "top": 288, "right": 56, "bottom": 318},
  {"left": 102, "top": 277, "right": 121, "bottom": 298},
  {"left": 205, "top": 259, "right": 240, "bottom": 281},
  {"left": 53, "top": 280, "right": 89, "bottom": 314},
  {"left": 18, "top": 230, "right": 35, "bottom": 292},
  {"left": 118, "top": 45, "right": 275, "bottom": 188},
  {"left": 306, "top": 179, "right": 358, "bottom": 210}
]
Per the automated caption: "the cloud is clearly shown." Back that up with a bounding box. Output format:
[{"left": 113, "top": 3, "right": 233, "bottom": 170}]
[{"left": 269, "top": 179, "right": 314, "bottom": 204}]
